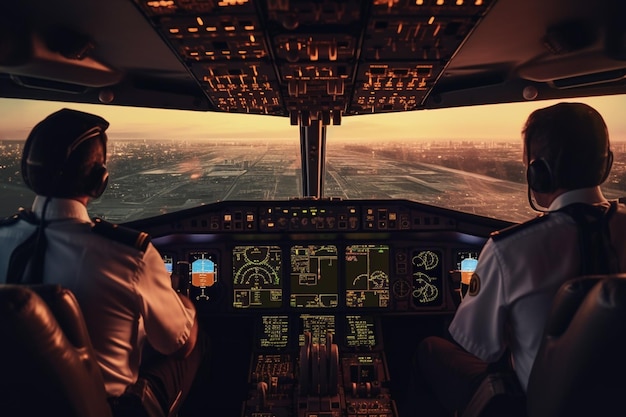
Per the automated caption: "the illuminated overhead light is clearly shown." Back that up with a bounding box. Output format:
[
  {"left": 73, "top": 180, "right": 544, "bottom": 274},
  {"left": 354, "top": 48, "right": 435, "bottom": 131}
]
[
  {"left": 328, "top": 44, "right": 338, "bottom": 61},
  {"left": 206, "top": 26, "right": 217, "bottom": 32},
  {"left": 147, "top": 1, "right": 174, "bottom": 8},
  {"left": 244, "top": 25, "right": 254, "bottom": 30},
  {"left": 169, "top": 28, "right": 180, "bottom": 34},
  {"left": 188, "top": 27, "right": 199, "bottom": 33},
  {"left": 249, "top": 34, "right": 255, "bottom": 42},
  {"left": 196, "top": 17, "right": 204, "bottom": 25},
  {"left": 397, "top": 22, "right": 403, "bottom": 34},
  {"left": 475, "top": 0, "right": 483, "bottom": 4},
  {"left": 428, "top": 16, "right": 435, "bottom": 24},
  {"left": 456, "top": 0, "right": 463, "bottom": 4},
  {"left": 218, "top": 0, "right": 249, "bottom": 6},
  {"left": 436, "top": 0, "right": 444, "bottom": 5},
  {"left": 224, "top": 24, "right": 236, "bottom": 31},
  {"left": 415, "top": 0, "right": 424, "bottom": 5}
]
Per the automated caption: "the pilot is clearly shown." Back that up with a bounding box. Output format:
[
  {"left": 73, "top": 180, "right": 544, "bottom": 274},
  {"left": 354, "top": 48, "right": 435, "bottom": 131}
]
[
  {"left": 415, "top": 102, "right": 626, "bottom": 415},
  {"left": 0, "top": 109, "right": 209, "bottom": 416}
]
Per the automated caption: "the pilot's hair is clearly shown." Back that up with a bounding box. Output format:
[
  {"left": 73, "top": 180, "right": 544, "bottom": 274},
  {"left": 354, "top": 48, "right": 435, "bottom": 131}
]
[
  {"left": 523, "top": 102, "right": 612, "bottom": 191},
  {"left": 22, "top": 108, "right": 110, "bottom": 198}
]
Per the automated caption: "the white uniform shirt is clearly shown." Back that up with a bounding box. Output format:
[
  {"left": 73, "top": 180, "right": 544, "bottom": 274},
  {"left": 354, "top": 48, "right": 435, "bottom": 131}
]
[
  {"left": 448, "top": 187, "right": 621, "bottom": 391},
  {"left": 0, "top": 197, "right": 195, "bottom": 396}
]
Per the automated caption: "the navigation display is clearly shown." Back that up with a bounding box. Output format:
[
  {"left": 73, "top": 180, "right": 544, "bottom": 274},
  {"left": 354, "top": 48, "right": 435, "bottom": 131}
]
[
  {"left": 290, "top": 245, "right": 338, "bottom": 308},
  {"left": 344, "top": 315, "right": 378, "bottom": 349},
  {"left": 232, "top": 245, "right": 282, "bottom": 308},
  {"left": 411, "top": 249, "right": 444, "bottom": 306},
  {"left": 258, "top": 315, "right": 290, "bottom": 349},
  {"left": 188, "top": 251, "right": 219, "bottom": 302},
  {"left": 345, "top": 244, "right": 390, "bottom": 308}
]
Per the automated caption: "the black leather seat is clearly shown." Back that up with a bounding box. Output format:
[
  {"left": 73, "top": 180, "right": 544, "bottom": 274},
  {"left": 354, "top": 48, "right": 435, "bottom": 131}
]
[
  {"left": 526, "top": 274, "right": 626, "bottom": 417},
  {"left": 0, "top": 284, "right": 113, "bottom": 417},
  {"left": 0, "top": 284, "right": 174, "bottom": 417},
  {"left": 463, "top": 274, "right": 626, "bottom": 417}
]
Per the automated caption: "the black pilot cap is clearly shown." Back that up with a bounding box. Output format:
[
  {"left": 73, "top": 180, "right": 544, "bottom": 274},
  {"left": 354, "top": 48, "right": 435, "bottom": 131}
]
[{"left": 22, "top": 108, "right": 109, "bottom": 193}]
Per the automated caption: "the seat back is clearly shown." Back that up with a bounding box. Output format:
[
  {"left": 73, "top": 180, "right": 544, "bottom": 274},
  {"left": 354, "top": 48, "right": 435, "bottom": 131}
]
[
  {"left": 526, "top": 274, "right": 626, "bottom": 417},
  {"left": 0, "top": 284, "right": 113, "bottom": 417}
]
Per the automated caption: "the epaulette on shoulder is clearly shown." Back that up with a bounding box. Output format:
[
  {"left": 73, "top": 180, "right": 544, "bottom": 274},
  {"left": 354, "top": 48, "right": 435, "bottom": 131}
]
[
  {"left": 0, "top": 208, "right": 38, "bottom": 227},
  {"left": 490, "top": 213, "right": 551, "bottom": 241},
  {"left": 0, "top": 212, "right": 22, "bottom": 227},
  {"left": 92, "top": 217, "right": 151, "bottom": 252}
]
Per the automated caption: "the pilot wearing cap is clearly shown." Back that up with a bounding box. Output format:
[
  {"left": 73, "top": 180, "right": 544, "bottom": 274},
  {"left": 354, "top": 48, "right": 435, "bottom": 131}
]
[{"left": 0, "top": 108, "right": 208, "bottom": 415}]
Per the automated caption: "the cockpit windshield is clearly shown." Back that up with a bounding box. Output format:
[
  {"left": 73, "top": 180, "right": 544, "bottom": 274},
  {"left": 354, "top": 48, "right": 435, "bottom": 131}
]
[{"left": 1, "top": 94, "right": 625, "bottom": 223}]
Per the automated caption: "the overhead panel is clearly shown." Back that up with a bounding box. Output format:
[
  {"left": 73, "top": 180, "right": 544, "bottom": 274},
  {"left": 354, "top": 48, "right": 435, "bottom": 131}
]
[
  {"left": 352, "top": 0, "right": 491, "bottom": 114},
  {"left": 134, "top": 0, "right": 492, "bottom": 117},
  {"left": 267, "top": 0, "right": 363, "bottom": 121}
]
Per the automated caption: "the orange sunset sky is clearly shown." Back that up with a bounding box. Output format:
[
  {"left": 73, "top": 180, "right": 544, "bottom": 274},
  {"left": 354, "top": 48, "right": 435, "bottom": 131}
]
[{"left": 1, "top": 94, "right": 625, "bottom": 143}]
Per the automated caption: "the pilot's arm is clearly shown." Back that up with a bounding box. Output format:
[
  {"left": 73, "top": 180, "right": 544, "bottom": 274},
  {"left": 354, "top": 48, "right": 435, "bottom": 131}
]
[
  {"left": 448, "top": 237, "right": 507, "bottom": 363},
  {"left": 172, "top": 293, "right": 199, "bottom": 359},
  {"left": 137, "top": 243, "right": 197, "bottom": 357}
]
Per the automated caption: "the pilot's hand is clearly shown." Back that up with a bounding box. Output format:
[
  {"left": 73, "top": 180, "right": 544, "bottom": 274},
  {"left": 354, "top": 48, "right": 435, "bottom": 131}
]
[
  {"left": 170, "top": 273, "right": 181, "bottom": 291},
  {"left": 172, "top": 293, "right": 199, "bottom": 359}
]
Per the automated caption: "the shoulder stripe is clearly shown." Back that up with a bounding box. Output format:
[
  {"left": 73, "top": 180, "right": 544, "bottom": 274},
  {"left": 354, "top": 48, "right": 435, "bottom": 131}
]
[
  {"left": 490, "top": 212, "right": 550, "bottom": 241},
  {"left": 92, "top": 217, "right": 151, "bottom": 251},
  {"left": 0, "top": 208, "right": 39, "bottom": 227},
  {"left": 0, "top": 213, "right": 21, "bottom": 227}
]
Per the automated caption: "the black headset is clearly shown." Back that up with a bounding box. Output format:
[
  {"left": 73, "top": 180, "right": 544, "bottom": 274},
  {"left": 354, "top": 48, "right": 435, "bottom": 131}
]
[
  {"left": 527, "top": 156, "right": 558, "bottom": 194},
  {"left": 22, "top": 109, "right": 110, "bottom": 198}
]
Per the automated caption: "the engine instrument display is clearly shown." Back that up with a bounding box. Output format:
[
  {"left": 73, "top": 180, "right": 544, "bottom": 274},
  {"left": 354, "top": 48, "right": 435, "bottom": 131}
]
[
  {"left": 290, "top": 244, "right": 339, "bottom": 308},
  {"left": 232, "top": 245, "right": 282, "bottom": 308},
  {"left": 345, "top": 244, "right": 390, "bottom": 308}
]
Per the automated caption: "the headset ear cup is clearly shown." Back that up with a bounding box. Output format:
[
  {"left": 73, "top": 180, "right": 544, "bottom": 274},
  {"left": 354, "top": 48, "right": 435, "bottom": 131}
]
[
  {"left": 527, "top": 158, "right": 555, "bottom": 193},
  {"left": 600, "top": 150, "right": 614, "bottom": 184},
  {"left": 85, "top": 164, "right": 108, "bottom": 198},
  {"left": 21, "top": 135, "right": 34, "bottom": 190}
]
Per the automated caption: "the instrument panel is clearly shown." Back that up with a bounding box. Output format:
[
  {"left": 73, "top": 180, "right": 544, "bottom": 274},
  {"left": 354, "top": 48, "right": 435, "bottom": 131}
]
[
  {"left": 124, "top": 199, "right": 509, "bottom": 416},
  {"left": 163, "top": 243, "right": 477, "bottom": 314},
  {"left": 125, "top": 199, "right": 509, "bottom": 317}
]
